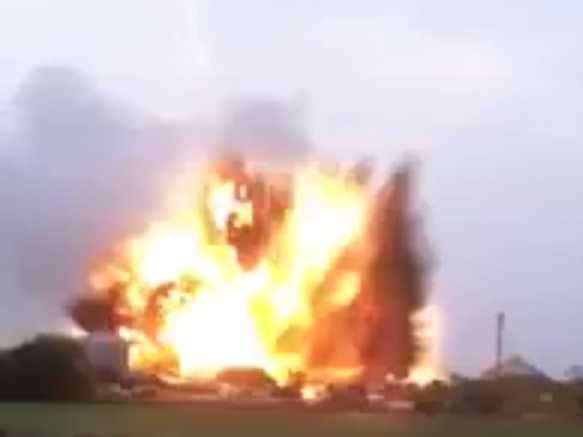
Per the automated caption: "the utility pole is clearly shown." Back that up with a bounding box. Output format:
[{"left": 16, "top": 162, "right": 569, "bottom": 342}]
[{"left": 496, "top": 312, "right": 505, "bottom": 377}]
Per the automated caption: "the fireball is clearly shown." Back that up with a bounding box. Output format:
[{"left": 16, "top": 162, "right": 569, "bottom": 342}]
[{"left": 77, "top": 157, "right": 441, "bottom": 386}]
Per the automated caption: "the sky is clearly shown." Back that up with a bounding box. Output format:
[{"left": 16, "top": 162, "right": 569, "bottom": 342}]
[{"left": 1, "top": 0, "right": 582, "bottom": 377}]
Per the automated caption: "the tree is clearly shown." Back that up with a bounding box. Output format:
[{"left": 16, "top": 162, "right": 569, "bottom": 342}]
[{"left": 0, "top": 335, "right": 95, "bottom": 401}]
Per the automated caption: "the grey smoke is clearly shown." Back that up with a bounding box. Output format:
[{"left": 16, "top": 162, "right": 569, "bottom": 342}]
[
  {"left": 221, "top": 96, "right": 311, "bottom": 161},
  {"left": 0, "top": 67, "right": 190, "bottom": 340},
  {"left": 0, "top": 66, "right": 311, "bottom": 343}
]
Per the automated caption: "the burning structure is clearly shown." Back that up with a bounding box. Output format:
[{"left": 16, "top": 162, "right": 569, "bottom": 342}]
[{"left": 70, "top": 155, "right": 435, "bottom": 388}]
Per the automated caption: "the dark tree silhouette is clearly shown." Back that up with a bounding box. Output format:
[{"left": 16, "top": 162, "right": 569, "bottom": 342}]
[{"left": 0, "top": 335, "right": 95, "bottom": 401}]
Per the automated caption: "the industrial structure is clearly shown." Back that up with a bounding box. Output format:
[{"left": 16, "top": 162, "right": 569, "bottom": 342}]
[{"left": 82, "top": 331, "right": 129, "bottom": 381}]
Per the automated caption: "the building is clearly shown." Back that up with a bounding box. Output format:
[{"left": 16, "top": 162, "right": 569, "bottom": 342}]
[{"left": 82, "top": 331, "right": 129, "bottom": 381}]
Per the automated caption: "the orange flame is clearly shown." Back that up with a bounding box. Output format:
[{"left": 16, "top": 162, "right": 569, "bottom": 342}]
[{"left": 90, "top": 161, "right": 441, "bottom": 386}]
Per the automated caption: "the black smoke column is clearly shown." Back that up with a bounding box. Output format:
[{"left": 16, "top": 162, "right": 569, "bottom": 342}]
[{"left": 357, "top": 161, "right": 429, "bottom": 380}]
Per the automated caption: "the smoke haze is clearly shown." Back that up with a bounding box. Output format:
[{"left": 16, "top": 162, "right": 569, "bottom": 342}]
[{"left": 1, "top": 0, "right": 583, "bottom": 378}]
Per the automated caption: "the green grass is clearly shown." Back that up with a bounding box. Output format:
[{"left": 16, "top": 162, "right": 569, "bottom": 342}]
[{"left": 0, "top": 403, "right": 580, "bottom": 436}]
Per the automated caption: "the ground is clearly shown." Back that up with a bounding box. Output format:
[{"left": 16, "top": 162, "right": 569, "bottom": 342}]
[{"left": 0, "top": 403, "right": 580, "bottom": 436}]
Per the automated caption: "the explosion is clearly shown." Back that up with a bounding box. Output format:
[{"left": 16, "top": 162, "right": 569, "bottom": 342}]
[{"left": 71, "top": 156, "right": 438, "bottom": 386}]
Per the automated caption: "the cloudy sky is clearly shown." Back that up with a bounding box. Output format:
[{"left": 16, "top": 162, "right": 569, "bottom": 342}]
[{"left": 1, "top": 0, "right": 582, "bottom": 377}]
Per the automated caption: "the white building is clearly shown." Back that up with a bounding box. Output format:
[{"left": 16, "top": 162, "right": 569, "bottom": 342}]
[{"left": 82, "top": 331, "right": 129, "bottom": 380}]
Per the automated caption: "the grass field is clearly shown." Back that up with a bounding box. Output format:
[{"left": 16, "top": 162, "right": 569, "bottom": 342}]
[{"left": 0, "top": 403, "right": 580, "bottom": 436}]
